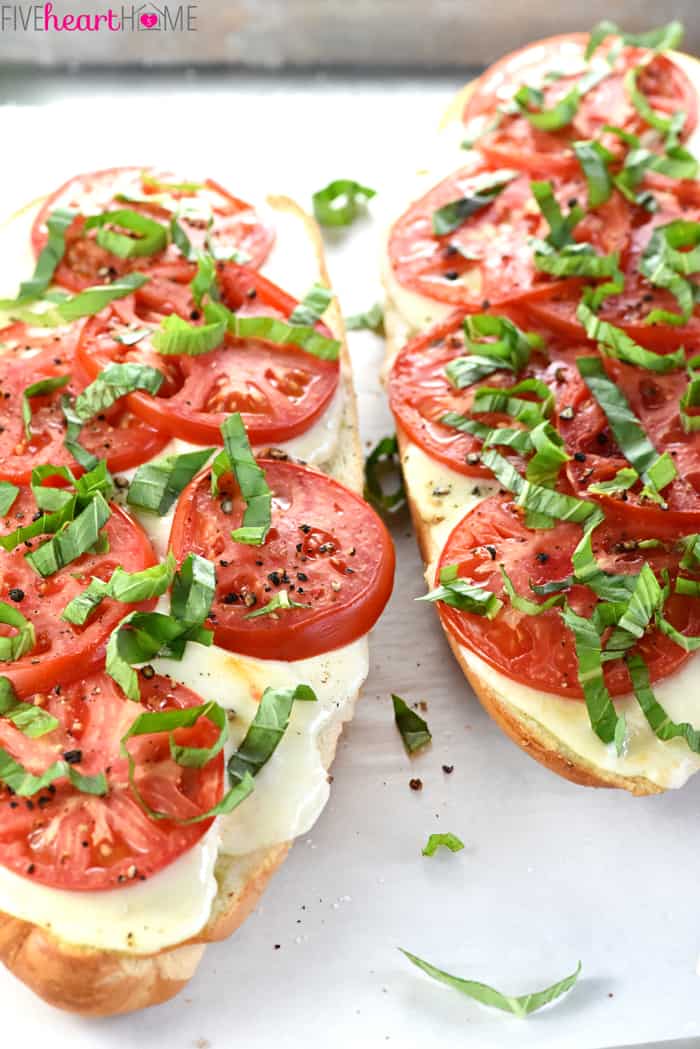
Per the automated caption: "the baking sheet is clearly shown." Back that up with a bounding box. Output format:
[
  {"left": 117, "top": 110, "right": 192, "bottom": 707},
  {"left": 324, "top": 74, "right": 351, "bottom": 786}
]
[{"left": 0, "top": 73, "right": 699, "bottom": 1049}]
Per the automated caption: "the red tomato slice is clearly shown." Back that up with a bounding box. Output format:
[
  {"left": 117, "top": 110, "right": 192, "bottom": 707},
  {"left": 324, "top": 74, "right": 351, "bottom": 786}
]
[
  {"left": 527, "top": 183, "right": 700, "bottom": 347},
  {"left": 31, "top": 166, "right": 275, "bottom": 292},
  {"left": 76, "top": 264, "right": 340, "bottom": 447},
  {"left": 0, "top": 488, "right": 157, "bottom": 693},
  {"left": 387, "top": 158, "right": 631, "bottom": 310},
  {"left": 0, "top": 671, "right": 223, "bottom": 891},
  {"left": 389, "top": 305, "right": 586, "bottom": 478},
  {"left": 555, "top": 353, "right": 700, "bottom": 525},
  {"left": 169, "top": 459, "right": 395, "bottom": 660},
  {"left": 436, "top": 495, "right": 700, "bottom": 697},
  {"left": 463, "top": 34, "right": 697, "bottom": 176},
  {"left": 0, "top": 323, "right": 169, "bottom": 484}
]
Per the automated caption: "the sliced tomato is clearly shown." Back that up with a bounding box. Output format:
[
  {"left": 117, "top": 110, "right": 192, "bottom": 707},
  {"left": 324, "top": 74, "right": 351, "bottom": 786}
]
[
  {"left": 528, "top": 183, "right": 700, "bottom": 347},
  {"left": 76, "top": 264, "right": 340, "bottom": 447},
  {"left": 0, "top": 487, "right": 157, "bottom": 693},
  {"left": 0, "top": 671, "right": 223, "bottom": 891},
  {"left": 463, "top": 34, "right": 697, "bottom": 176},
  {"left": 437, "top": 495, "right": 700, "bottom": 697},
  {"left": 169, "top": 459, "right": 395, "bottom": 660},
  {"left": 389, "top": 305, "right": 586, "bottom": 478},
  {"left": 31, "top": 166, "right": 275, "bottom": 292},
  {"left": 555, "top": 353, "right": 700, "bottom": 525},
  {"left": 0, "top": 322, "right": 169, "bottom": 485},
  {"left": 387, "top": 158, "right": 631, "bottom": 310}
]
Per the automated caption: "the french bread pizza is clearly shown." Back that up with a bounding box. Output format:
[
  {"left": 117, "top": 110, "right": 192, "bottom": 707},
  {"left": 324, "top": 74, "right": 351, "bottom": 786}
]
[
  {"left": 382, "top": 22, "right": 700, "bottom": 794},
  {"left": 0, "top": 169, "right": 394, "bottom": 1013}
]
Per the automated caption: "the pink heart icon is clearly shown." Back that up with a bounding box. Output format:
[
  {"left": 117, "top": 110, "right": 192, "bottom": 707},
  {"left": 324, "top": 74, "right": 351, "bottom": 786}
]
[{"left": 140, "top": 12, "right": 158, "bottom": 28}]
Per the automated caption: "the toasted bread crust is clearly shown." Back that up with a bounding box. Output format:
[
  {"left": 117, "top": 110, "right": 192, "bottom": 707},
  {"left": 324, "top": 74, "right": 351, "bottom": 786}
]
[{"left": 0, "top": 192, "right": 365, "bottom": 1013}]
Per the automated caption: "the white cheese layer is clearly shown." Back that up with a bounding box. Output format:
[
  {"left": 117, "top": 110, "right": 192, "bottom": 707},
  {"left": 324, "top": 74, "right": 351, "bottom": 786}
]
[
  {"left": 400, "top": 438, "right": 499, "bottom": 566},
  {"left": 459, "top": 646, "right": 700, "bottom": 790},
  {"left": 0, "top": 637, "right": 367, "bottom": 953}
]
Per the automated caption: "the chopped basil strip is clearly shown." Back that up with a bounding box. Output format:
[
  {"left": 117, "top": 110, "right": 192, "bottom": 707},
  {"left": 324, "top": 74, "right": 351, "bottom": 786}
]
[
  {"left": 481, "top": 449, "right": 598, "bottom": 529},
  {"left": 530, "top": 180, "right": 583, "bottom": 249},
  {"left": 142, "top": 174, "right": 205, "bottom": 194},
  {"left": 588, "top": 467, "right": 639, "bottom": 496},
  {"left": 0, "top": 483, "right": 19, "bottom": 516},
  {"left": 419, "top": 568, "right": 503, "bottom": 619},
  {"left": 446, "top": 313, "right": 540, "bottom": 389},
  {"left": 0, "top": 747, "right": 107, "bottom": 797},
  {"left": 25, "top": 492, "right": 111, "bottom": 578},
  {"left": 121, "top": 700, "right": 253, "bottom": 824},
  {"left": 57, "top": 273, "right": 150, "bottom": 325},
  {"left": 526, "top": 421, "right": 570, "bottom": 487},
  {"left": 344, "top": 302, "right": 384, "bottom": 334},
  {"left": 422, "top": 832, "right": 464, "bottom": 857},
  {"left": 204, "top": 301, "right": 340, "bottom": 361},
  {"left": 244, "top": 589, "right": 310, "bottom": 619},
  {"left": 364, "top": 434, "right": 406, "bottom": 514},
  {"left": 106, "top": 609, "right": 213, "bottom": 701},
  {"left": 289, "top": 283, "right": 333, "bottom": 326},
  {"left": 152, "top": 312, "right": 226, "bottom": 356},
  {"left": 656, "top": 614, "right": 700, "bottom": 653},
  {"left": 15, "top": 208, "right": 74, "bottom": 302},
  {"left": 30, "top": 460, "right": 113, "bottom": 514},
  {"left": 639, "top": 221, "right": 700, "bottom": 326},
  {"left": 113, "top": 326, "right": 152, "bottom": 346},
  {"left": 573, "top": 140, "right": 613, "bottom": 207},
  {"left": 500, "top": 566, "right": 566, "bottom": 616},
  {"left": 561, "top": 604, "right": 623, "bottom": 747},
  {"left": 605, "top": 564, "right": 662, "bottom": 656},
  {"left": 681, "top": 366, "right": 700, "bottom": 433},
  {"left": 71, "top": 362, "right": 163, "bottom": 422},
  {"left": 312, "top": 179, "right": 376, "bottom": 227},
  {"left": 586, "top": 19, "right": 683, "bottom": 59},
  {"left": 0, "top": 676, "right": 58, "bottom": 737},
  {"left": 62, "top": 552, "right": 177, "bottom": 626},
  {"left": 432, "top": 171, "right": 517, "bottom": 236},
  {"left": 227, "top": 684, "right": 317, "bottom": 786},
  {"left": 215, "top": 412, "right": 271, "bottom": 546},
  {"left": 84, "top": 209, "right": 168, "bottom": 259},
  {"left": 625, "top": 66, "right": 686, "bottom": 147},
  {"left": 0, "top": 602, "right": 36, "bottom": 662},
  {"left": 169, "top": 215, "right": 196, "bottom": 260},
  {"left": 400, "top": 951, "right": 582, "bottom": 1018},
  {"left": 170, "top": 553, "right": 216, "bottom": 630},
  {"left": 576, "top": 298, "right": 684, "bottom": 372},
  {"left": 576, "top": 355, "right": 676, "bottom": 504},
  {"left": 21, "top": 374, "right": 71, "bottom": 441},
  {"left": 627, "top": 650, "right": 700, "bottom": 753},
  {"left": 392, "top": 694, "right": 431, "bottom": 754},
  {"left": 127, "top": 447, "right": 215, "bottom": 515},
  {"left": 190, "top": 252, "right": 218, "bottom": 309}
]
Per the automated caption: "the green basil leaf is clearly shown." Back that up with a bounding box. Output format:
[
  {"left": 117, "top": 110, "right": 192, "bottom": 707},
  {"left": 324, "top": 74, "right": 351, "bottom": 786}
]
[
  {"left": 190, "top": 252, "right": 218, "bottom": 309},
  {"left": 56, "top": 272, "right": 150, "bottom": 324},
  {"left": 152, "top": 312, "right": 226, "bottom": 356},
  {"left": 625, "top": 66, "right": 686, "bottom": 146},
  {"left": 106, "top": 611, "right": 195, "bottom": 700},
  {"left": 526, "top": 421, "right": 570, "bottom": 487},
  {"left": 216, "top": 412, "right": 271, "bottom": 546},
  {"left": 419, "top": 569, "right": 503, "bottom": 619},
  {"left": 422, "top": 832, "right": 464, "bottom": 857},
  {"left": 481, "top": 449, "right": 599, "bottom": 528},
  {"left": 432, "top": 171, "right": 517, "bottom": 236},
  {"left": 244, "top": 588, "right": 310, "bottom": 619},
  {"left": 400, "top": 951, "right": 582, "bottom": 1018},
  {"left": 15, "top": 208, "right": 74, "bottom": 302},
  {"left": 127, "top": 447, "right": 215, "bottom": 515},
  {"left": 0, "top": 676, "right": 58, "bottom": 737},
  {"left": 142, "top": 174, "right": 205, "bottom": 194},
  {"left": 586, "top": 20, "right": 683, "bottom": 59},
  {"left": 0, "top": 483, "right": 19, "bottom": 516},
  {"left": 500, "top": 566, "right": 566, "bottom": 616},
  {"left": 227, "top": 683, "right": 317, "bottom": 786},
  {"left": 0, "top": 603, "right": 35, "bottom": 662},
  {"left": 312, "top": 179, "right": 376, "bottom": 227},
  {"left": 0, "top": 747, "right": 107, "bottom": 797},
  {"left": 576, "top": 298, "right": 685, "bottom": 372},
  {"left": 25, "top": 492, "right": 111, "bottom": 578},
  {"left": 205, "top": 301, "right": 340, "bottom": 362},
  {"left": 391, "top": 693, "right": 431, "bottom": 754},
  {"left": 573, "top": 140, "right": 614, "bottom": 207},
  {"left": 170, "top": 553, "right": 216, "bottom": 627},
  {"left": 344, "top": 302, "right": 384, "bottom": 334},
  {"left": 83, "top": 209, "right": 168, "bottom": 259},
  {"left": 61, "top": 552, "right": 177, "bottom": 626},
  {"left": 627, "top": 649, "right": 700, "bottom": 752},
  {"left": 605, "top": 563, "right": 663, "bottom": 655},
  {"left": 513, "top": 83, "right": 581, "bottom": 132},
  {"left": 61, "top": 395, "right": 99, "bottom": 471},
  {"left": 640, "top": 220, "right": 700, "bottom": 326},
  {"left": 364, "top": 434, "right": 406, "bottom": 514},
  {"left": 71, "top": 362, "right": 163, "bottom": 422},
  {"left": 169, "top": 215, "right": 196, "bottom": 260},
  {"left": 588, "top": 467, "right": 639, "bottom": 495},
  {"left": 289, "top": 283, "right": 333, "bottom": 326},
  {"left": 530, "top": 180, "right": 584, "bottom": 249},
  {"left": 446, "top": 313, "right": 540, "bottom": 389},
  {"left": 561, "top": 604, "right": 623, "bottom": 746},
  {"left": 21, "top": 374, "right": 71, "bottom": 441},
  {"left": 576, "top": 355, "right": 676, "bottom": 503}
]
